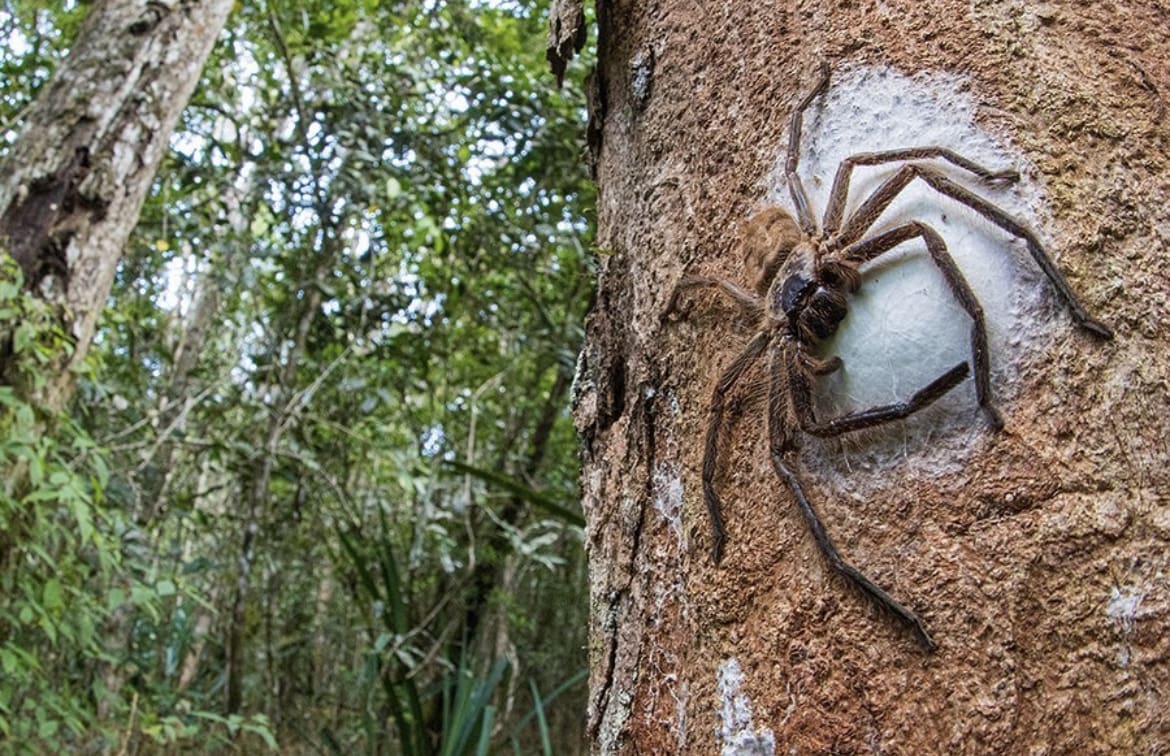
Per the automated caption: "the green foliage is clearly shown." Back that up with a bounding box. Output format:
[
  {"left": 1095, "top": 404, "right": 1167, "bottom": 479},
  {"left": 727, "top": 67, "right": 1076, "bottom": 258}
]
[
  {"left": 437, "top": 655, "right": 509, "bottom": 756},
  {"left": 2, "top": 0, "right": 593, "bottom": 750},
  {"left": 0, "top": 261, "right": 277, "bottom": 750},
  {"left": 0, "top": 262, "right": 103, "bottom": 745},
  {"left": 0, "top": 257, "right": 73, "bottom": 399}
]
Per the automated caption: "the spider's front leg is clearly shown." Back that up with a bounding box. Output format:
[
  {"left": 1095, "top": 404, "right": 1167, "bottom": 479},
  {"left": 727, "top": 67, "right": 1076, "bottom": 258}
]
[
  {"left": 822, "top": 147, "right": 1019, "bottom": 237},
  {"left": 834, "top": 161, "right": 1113, "bottom": 339},
  {"left": 767, "top": 346, "right": 937, "bottom": 651},
  {"left": 785, "top": 62, "right": 831, "bottom": 236}
]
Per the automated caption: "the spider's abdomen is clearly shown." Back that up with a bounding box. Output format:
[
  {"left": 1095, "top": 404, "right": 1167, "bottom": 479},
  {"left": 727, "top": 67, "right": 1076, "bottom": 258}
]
[{"left": 743, "top": 208, "right": 804, "bottom": 295}]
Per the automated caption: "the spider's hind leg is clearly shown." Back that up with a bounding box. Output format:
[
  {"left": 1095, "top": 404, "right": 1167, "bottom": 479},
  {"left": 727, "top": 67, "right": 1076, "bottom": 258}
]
[
  {"left": 791, "top": 352, "right": 972, "bottom": 438},
  {"left": 767, "top": 349, "right": 937, "bottom": 651},
  {"left": 802, "top": 353, "right": 843, "bottom": 376}
]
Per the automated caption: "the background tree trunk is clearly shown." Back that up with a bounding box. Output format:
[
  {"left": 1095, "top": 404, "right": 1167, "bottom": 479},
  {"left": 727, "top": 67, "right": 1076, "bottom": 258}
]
[
  {"left": 575, "top": 1, "right": 1168, "bottom": 752},
  {"left": 0, "top": 0, "right": 234, "bottom": 410},
  {"left": 0, "top": 0, "right": 234, "bottom": 726}
]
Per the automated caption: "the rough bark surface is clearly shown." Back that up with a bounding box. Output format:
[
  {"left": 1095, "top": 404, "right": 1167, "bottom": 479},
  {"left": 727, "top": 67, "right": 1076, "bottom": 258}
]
[
  {"left": 0, "top": 0, "right": 235, "bottom": 409},
  {"left": 547, "top": 0, "right": 588, "bottom": 87},
  {"left": 574, "top": 1, "right": 1169, "bottom": 753}
]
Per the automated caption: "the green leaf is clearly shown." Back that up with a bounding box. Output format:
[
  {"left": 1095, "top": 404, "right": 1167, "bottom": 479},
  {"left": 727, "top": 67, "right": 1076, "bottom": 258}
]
[
  {"left": 37, "top": 716, "right": 58, "bottom": 739},
  {"left": 42, "top": 579, "right": 63, "bottom": 611},
  {"left": 242, "top": 718, "right": 279, "bottom": 751},
  {"left": 68, "top": 495, "right": 94, "bottom": 544},
  {"left": 250, "top": 214, "right": 270, "bottom": 237},
  {"left": 507, "top": 668, "right": 586, "bottom": 745},
  {"left": 27, "top": 453, "right": 43, "bottom": 487},
  {"left": 12, "top": 322, "right": 33, "bottom": 353},
  {"left": 107, "top": 587, "right": 126, "bottom": 611},
  {"left": 528, "top": 680, "right": 552, "bottom": 756},
  {"left": 442, "top": 459, "right": 585, "bottom": 527},
  {"left": 39, "top": 616, "right": 57, "bottom": 645},
  {"left": 474, "top": 705, "right": 495, "bottom": 756},
  {"left": 131, "top": 585, "right": 159, "bottom": 620}
]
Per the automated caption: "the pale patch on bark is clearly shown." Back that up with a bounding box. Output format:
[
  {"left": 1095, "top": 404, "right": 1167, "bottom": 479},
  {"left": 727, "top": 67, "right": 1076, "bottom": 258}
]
[
  {"left": 716, "top": 658, "right": 775, "bottom": 756},
  {"left": 652, "top": 459, "right": 685, "bottom": 547},
  {"left": 1106, "top": 587, "right": 1143, "bottom": 668}
]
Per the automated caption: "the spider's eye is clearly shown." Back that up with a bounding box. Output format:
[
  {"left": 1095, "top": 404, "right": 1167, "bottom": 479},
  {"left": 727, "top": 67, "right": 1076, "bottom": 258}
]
[{"left": 779, "top": 273, "right": 815, "bottom": 316}]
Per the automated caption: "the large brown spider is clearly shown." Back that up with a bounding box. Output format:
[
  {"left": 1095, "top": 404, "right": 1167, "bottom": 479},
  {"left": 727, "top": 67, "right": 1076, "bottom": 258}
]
[{"left": 665, "top": 63, "right": 1112, "bottom": 650}]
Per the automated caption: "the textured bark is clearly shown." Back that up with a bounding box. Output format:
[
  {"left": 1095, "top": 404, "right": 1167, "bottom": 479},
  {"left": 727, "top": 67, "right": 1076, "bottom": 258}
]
[
  {"left": 575, "top": 1, "right": 1169, "bottom": 753},
  {"left": 0, "top": 0, "right": 234, "bottom": 410},
  {"left": 547, "top": 0, "right": 588, "bottom": 87}
]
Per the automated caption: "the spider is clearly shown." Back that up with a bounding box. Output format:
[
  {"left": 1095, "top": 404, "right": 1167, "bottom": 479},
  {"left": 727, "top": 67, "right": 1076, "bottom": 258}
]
[{"left": 664, "top": 63, "right": 1113, "bottom": 651}]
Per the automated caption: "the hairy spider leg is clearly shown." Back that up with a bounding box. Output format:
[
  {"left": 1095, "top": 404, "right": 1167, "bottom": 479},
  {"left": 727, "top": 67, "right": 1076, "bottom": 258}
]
[
  {"left": 844, "top": 222, "right": 1004, "bottom": 430},
  {"left": 822, "top": 147, "right": 1019, "bottom": 237},
  {"left": 785, "top": 62, "right": 831, "bottom": 236},
  {"left": 661, "top": 274, "right": 764, "bottom": 324},
  {"left": 703, "top": 331, "right": 772, "bottom": 563},
  {"left": 786, "top": 339, "right": 970, "bottom": 437},
  {"left": 767, "top": 350, "right": 938, "bottom": 651},
  {"left": 835, "top": 162, "right": 1113, "bottom": 339}
]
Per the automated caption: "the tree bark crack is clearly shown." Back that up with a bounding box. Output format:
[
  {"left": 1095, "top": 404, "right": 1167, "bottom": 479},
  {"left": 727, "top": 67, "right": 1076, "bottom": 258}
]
[{"left": 590, "top": 592, "right": 623, "bottom": 740}]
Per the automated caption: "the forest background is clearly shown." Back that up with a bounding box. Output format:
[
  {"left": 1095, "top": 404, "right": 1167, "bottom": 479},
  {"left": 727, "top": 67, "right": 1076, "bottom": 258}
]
[{"left": 0, "top": 0, "right": 594, "bottom": 752}]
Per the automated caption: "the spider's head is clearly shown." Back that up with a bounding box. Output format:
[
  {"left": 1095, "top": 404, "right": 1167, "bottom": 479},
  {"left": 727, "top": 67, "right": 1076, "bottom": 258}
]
[
  {"left": 742, "top": 207, "right": 803, "bottom": 295},
  {"left": 776, "top": 260, "right": 860, "bottom": 343}
]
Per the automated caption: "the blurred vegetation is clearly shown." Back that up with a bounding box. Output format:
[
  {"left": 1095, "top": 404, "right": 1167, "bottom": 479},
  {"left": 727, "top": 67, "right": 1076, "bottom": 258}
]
[{"left": 0, "top": 0, "right": 593, "bottom": 751}]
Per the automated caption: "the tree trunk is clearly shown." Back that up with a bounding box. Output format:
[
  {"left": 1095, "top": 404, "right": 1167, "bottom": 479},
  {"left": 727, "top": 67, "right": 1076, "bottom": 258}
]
[
  {"left": 575, "top": 1, "right": 1168, "bottom": 752},
  {"left": 0, "top": 0, "right": 234, "bottom": 410}
]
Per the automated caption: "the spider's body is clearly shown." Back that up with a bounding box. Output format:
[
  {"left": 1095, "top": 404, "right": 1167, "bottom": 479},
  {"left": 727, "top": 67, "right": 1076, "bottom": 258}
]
[
  {"left": 665, "top": 64, "right": 1112, "bottom": 651},
  {"left": 768, "top": 237, "right": 859, "bottom": 343}
]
